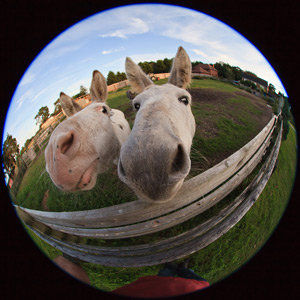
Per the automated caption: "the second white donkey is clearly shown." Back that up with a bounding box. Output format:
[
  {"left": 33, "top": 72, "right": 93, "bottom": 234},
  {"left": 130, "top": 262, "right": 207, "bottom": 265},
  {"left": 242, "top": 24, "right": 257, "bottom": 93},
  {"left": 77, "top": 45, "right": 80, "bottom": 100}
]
[{"left": 45, "top": 70, "right": 131, "bottom": 191}]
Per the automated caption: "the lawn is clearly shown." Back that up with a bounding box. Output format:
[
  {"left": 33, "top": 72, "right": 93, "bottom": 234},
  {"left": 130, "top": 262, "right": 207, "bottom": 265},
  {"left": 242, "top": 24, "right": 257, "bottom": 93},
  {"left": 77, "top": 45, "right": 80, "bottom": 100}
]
[
  {"left": 23, "top": 126, "right": 297, "bottom": 291},
  {"left": 14, "top": 78, "right": 272, "bottom": 211},
  {"left": 13, "top": 77, "right": 297, "bottom": 292}
]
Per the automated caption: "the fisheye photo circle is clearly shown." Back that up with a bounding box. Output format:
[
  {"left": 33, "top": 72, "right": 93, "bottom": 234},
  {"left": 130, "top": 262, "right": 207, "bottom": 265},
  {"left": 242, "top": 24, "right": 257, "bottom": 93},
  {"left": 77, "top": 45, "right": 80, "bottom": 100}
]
[{"left": 2, "top": 3, "right": 297, "bottom": 298}]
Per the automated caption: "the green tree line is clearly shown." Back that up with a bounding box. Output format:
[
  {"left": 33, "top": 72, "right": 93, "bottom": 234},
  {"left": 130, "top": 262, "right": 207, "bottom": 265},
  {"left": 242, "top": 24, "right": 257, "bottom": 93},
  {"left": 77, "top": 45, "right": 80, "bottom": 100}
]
[{"left": 214, "top": 63, "right": 242, "bottom": 81}]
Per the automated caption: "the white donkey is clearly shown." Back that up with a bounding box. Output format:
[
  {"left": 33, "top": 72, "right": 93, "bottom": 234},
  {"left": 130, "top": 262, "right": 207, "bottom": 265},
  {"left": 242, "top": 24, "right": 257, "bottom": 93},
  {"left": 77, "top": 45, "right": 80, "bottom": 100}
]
[
  {"left": 118, "top": 47, "right": 196, "bottom": 202},
  {"left": 45, "top": 70, "right": 131, "bottom": 191}
]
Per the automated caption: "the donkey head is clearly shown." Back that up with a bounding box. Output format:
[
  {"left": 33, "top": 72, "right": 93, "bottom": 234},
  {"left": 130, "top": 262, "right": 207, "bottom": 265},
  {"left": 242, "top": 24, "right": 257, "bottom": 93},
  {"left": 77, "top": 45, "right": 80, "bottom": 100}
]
[
  {"left": 118, "top": 47, "right": 196, "bottom": 202},
  {"left": 45, "top": 71, "right": 122, "bottom": 191}
]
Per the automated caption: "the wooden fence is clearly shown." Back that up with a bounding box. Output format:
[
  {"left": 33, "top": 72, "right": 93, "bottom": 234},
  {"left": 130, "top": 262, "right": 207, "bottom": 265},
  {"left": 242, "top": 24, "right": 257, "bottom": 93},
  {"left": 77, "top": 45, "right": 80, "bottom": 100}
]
[{"left": 16, "top": 115, "right": 282, "bottom": 267}]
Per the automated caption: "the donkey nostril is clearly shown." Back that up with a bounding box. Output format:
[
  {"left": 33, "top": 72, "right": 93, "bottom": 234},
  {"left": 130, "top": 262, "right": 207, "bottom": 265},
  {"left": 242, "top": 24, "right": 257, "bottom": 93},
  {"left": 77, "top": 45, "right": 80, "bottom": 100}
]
[
  {"left": 170, "top": 144, "right": 186, "bottom": 174},
  {"left": 60, "top": 132, "right": 74, "bottom": 154}
]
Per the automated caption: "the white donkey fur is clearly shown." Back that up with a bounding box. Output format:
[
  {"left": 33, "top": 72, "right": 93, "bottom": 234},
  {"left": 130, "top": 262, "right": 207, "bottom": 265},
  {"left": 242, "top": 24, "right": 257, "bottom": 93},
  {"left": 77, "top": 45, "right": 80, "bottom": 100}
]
[
  {"left": 45, "top": 70, "right": 130, "bottom": 191},
  {"left": 118, "top": 47, "right": 196, "bottom": 202}
]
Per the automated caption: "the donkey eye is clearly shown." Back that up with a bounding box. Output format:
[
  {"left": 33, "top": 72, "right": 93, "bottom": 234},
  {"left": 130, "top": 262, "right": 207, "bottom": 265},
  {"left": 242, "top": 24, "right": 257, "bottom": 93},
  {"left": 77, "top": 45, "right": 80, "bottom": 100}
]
[
  {"left": 178, "top": 96, "right": 189, "bottom": 105},
  {"left": 134, "top": 103, "right": 140, "bottom": 111},
  {"left": 102, "top": 106, "right": 108, "bottom": 114}
]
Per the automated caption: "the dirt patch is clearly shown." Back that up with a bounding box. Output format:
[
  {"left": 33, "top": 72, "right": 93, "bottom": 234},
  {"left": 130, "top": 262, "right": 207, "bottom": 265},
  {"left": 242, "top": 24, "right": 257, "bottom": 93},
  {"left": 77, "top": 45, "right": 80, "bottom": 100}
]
[
  {"left": 42, "top": 189, "right": 50, "bottom": 211},
  {"left": 188, "top": 88, "right": 272, "bottom": 133},
  {"left": 188, "top": 88, "right": 231, "bottom": 104},
  {"left": 121, "top": 86, "right": 273, "bottom": 175},
  {"left": 187, "top": 87, "right": 273, "bottom": 174},
  {"left": 234, "top": 89, "right": 272, "bottom": 124}
]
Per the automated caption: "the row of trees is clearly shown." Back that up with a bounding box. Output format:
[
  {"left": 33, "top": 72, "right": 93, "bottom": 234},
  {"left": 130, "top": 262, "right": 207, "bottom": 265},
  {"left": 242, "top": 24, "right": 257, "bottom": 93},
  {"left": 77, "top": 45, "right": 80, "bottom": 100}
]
[
  {"left": 138, "top": 58, "right": 173, "bottom": 74},
  {"left": 106, "top": 58, "right": 174, "bottom": 84},
  {"left": 214, "top": 63, "right": 243, "bottom": 81},
  {"left": 107, "top": 71, "right": 127, "bottom": 85}
]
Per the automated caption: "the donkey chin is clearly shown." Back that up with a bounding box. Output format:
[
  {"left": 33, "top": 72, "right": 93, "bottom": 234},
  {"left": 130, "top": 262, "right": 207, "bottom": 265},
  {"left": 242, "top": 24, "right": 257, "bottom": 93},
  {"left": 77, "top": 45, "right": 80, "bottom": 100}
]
[
  {"left": 118, "top": 156, "right": 190, "bottom": 203},
  {"left": 134, "top": 179, "right": 185, "bottom": 203}
]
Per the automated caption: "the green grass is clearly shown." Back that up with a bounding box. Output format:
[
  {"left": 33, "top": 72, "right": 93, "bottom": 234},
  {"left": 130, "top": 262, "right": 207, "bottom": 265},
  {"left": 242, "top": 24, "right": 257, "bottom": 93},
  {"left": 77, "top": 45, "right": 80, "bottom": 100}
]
[
  {"left": 47, "top": 168, "right": 138, "bottom": 212},
  {"left": 22, "top": 127, "right": 297, "bottom": 291},
  {"left": 190, "top": 126, "right": 297, "bottom": 284},
  {"left": 189, "top": 95, "right": 263, "bottom": 173},
  {"left": 193, "top": 116, "right": 256, "bottom": 157},
  {"left": 15, "top": 152, "right": 49, "bottom": 210},
  {"left": 15, "top": 153, "right": 138, "bottom": 211},
  {"left": 12, "top": 77, "right": 297, "bottom": 292}
]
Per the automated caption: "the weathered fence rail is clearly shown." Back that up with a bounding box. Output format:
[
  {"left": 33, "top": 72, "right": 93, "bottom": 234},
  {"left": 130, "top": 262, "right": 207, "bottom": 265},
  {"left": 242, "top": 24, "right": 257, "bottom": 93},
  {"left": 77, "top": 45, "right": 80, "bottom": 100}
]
[{"left": 16, "top": 115, "right": 282, "bottom": 266}]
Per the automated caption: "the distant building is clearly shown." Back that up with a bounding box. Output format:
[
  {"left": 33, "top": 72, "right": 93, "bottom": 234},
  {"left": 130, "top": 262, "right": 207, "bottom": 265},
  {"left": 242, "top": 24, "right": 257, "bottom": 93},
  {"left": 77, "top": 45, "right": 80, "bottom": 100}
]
[
  {"left": 241, "top": 72, "right": 268, "bottom": 92},
  {"left": 41, "top": 113, "right": 63, "bottom": 129},
  {"left": 192, "top": 63, "right": 218, "bottom": 78},
  {"left": 74, "top": 94, "right": 92, "bottom": 108},
  {"left": 60, "top": 94, "right": 92, "bottom": 117}
]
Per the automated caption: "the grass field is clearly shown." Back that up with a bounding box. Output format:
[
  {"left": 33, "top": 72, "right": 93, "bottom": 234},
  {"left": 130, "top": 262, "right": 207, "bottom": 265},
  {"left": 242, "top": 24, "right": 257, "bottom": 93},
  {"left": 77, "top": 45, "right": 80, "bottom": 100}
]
[
  {"left": 22, "top": 125, "right": 297, "bottom": 291},
  {"left": 14, "top": 78, "right": 272, "bottom": 211},
  {"left": 12, "top": 77, "right": 298, "bottom": 292}
]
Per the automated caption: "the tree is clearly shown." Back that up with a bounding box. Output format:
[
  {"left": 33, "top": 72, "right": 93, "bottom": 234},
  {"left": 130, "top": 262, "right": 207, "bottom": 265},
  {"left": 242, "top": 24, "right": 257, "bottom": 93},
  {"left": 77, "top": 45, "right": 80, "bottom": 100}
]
[
  {"left": 79, "top": 85, "right": 88, "bottom": 96},
  {"left": 138, "top": 62, "right": 153, "bottom": 74},
  {"left": 107, "top": 71, "right": 117, "bottom": 85},
  {"left": 72, "top": 85, "right": 88, "bottom": 99},
  {"left": 191, "top": 61, "right": 203, "bottom": 68},
  {"left": 232, "top": 66, "right": 242, "bottom": 81},
  {"left": 214, "top": 63, "right": 227, "bottom": 78},
  {"left": 268, "top": 83, "right": 276, "bottom": 93},
  {"left": 214, "top": 63, "right": 242, "bottom": 81},
  {"left": 106, "top": 71, "right": 127, "bottom": 85},
  {"left": 2, "top": 134, "right": 19, "bottom": 178},
  {"left": 51, "top": 98, "right": 62, "bottom": 116},
  {"left": 153, "top": 60, "right": 166, "bottom": 73},
  {"left": 245, "top": 70, "right": 257, "bottom": 77},
  {"left": 240, "top": 79, "right": 257, "bottom": 90},
  {"left": 163, "top": 58, "right": 173, "bottom": 72},
  {"left": 35, "top": 106, "right": 50, "bottom": 127},
  {"left": 116, "top": 71, "right": 127, "bottom": 82}
]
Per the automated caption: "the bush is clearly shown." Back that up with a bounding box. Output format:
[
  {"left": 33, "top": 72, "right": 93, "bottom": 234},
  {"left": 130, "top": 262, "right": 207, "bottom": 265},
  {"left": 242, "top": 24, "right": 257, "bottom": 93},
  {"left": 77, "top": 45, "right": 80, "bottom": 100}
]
[{"left": 282, "top": 118, "right": 290, "bottom": 140}]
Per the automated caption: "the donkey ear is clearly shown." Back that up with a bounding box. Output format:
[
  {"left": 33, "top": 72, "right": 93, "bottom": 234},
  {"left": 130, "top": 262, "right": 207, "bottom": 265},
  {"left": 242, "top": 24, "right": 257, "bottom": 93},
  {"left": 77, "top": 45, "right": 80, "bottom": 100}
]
[
  {"left": 90, "top": 70, "right": 108, "bottom": 102},
  {"left": 125, "top": 57, "right": 153, "bottom": 94},
  {"left": 168, "top": 47, "right": 191, "bottom": 89},
  {"left": 60, "top": 92, "right": 82, "bottom": 118}
]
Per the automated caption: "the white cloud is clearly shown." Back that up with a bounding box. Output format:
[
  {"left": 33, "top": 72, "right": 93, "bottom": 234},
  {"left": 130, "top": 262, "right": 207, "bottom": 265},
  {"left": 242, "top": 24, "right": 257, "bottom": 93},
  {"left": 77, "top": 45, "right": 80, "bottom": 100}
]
[
  {"left": 101, "top": 47, "right": 125, "bottom": 55},
  {"left": 191, "top": 49, "right": 211, "bottom": 61},
  {"left": 42, "top": 44, "right": 82, "bottom": 61},
  {"left": 19, "top": 71, "right": 37, "bottom": 86},
  {"left": 30, "top": 87, "right": 48, "bottom": 103},
  {"left": 15, "top": 89, "right": 34, "bottom": 110},
  {"left": 79, "top": 57, "right": 94, "bottom": 64},
  {"left": 100, "top": 17, "right": 149, "bottom": 39}
]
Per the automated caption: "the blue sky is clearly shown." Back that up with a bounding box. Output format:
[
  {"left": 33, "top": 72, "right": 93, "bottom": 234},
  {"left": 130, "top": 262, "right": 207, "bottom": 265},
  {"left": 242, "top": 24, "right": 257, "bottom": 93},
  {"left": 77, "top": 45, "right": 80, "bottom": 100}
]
[{"left": 3, "top": 3, "right": 287, "bottom": 150}]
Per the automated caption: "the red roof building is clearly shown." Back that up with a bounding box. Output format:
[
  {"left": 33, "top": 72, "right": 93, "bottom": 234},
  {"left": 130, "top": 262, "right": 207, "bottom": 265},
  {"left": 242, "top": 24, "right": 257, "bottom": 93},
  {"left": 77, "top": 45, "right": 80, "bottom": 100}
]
[{"left": 192, "top": 63, "right": 218, "bottom": 77}]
